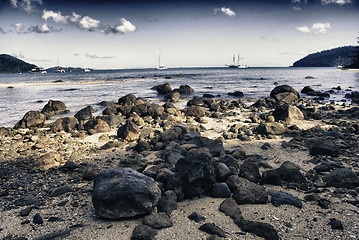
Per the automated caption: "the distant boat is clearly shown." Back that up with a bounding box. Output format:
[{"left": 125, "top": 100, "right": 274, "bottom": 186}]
[
  {"left": 157, "top": 50, "right": 167, "bottom": 70},
  {"left": 30, "top": 67, "right": 47, "bottom": 74},
  {"left": 83, "top": 68, "right": 91, "bottom": 72},
  {"left": 226, "top": 54, "right": 248, "bottom": 69}
]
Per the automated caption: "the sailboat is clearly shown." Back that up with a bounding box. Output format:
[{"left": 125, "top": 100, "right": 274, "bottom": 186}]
[
  {"left": 157, "top": 50, "right": 168, "bottom": 70},
  {"left": 226, "top": 54, "right": 248, "bottom": 68}
]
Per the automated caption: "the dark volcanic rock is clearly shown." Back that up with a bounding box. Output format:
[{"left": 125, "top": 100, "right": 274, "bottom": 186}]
[
  {"left": 178, "top": 85, "right": 194, "bottom": 94},
  {"left": 228, "top": 91, "right": 244, "bottom": 97},
  {"left": 199, "top": 223, "right": 227, "bottom": 238},
  {"left": 142, "top": 212, "right": 173, "bottom": 229},
  {"left": 323, "top": 168, "right": 359, "bottom": 189},
  {"left": 273, "top": 104, "right": 304, "bottom": 123},
  {"left": 185, "top": 106, "right": 206, "bottom": 117},
  {"left": 160, "top": 127, "right": 184, "bottom": 142},
  {"left": 215, "top": 162, "right": 232, "bottom": 182},
  {"left": 261, "top": 161, "right": 307, "bottom": 188},
  {"left": 210, "top": 182, "right": 231, "bottom": 198},
  {"left": 188, "top": 212, "right": 206, "bottom": 222},
  {"left": 74, "top": 106, "right": 93, "bottom": 121},
  {"left": 117, "top": 121, "right": 140, "bottom": 142},
  {"left": 135, "top": 140, "right": 151, "bottom": 152},
  {"left": 164, "top": 92, "right": 181, "bottom": 101},
  {"left": 309, "top": 139, "right": 339, "bottom": 156},
  {"left": 157, "top": 190, "right": 177, "bottom": 215},
  {"left": 168, "top": 149, "right": 216, "bottom": 200},
  {"left": 92, "top": 168, "right": 161, "bottom": 219},
  {"left": 239, "top": 220, "right": 279, "bottom": 240},
  {"left": 268, "top": 190, "right": 302, "bottom": 208},
  {"left": 33, "top": 213, "right": 43, "bottom": 224},
  {"left": 84, "top": 118, "right": 111, "bottom": 134},
  {"left": 14, "top": 111, "right": 46, "bottom": 129},
  {"left": 239, "top": 161, "right": 261, "bottom": 183},
  {"left": 219, "top": 197, "right": 243, "bottom": 220},
  {"left": 152, "top": 83, "right": 172, "bottom": 95},
  {"left": 233, "top": 182, "right": 268, "bottom": 204},
  {"left": 52, "top": 117, "right": 78, "bottom": 132},
  {"left": 118, "top": 93, "right": 137, "bottom": 106},
  {"left": 328, "top": 218, "right": 344, "bottom": 230},
  {"left": 270, "top": 85, "right": 300, "bottom": 102},
  {"left": 41, "top": 100, "right": 66, "bottom": 117},
  {"left": 131, "top": 224, "right": 157, "bottom": 240},
  {"left": 50, "top": 185, "right": 74, "bottom": 197}
]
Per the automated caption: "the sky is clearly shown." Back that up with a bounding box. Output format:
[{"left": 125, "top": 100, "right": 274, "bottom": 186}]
[{"left": 0, "top": 0, "right": 358, "bottom": 69}]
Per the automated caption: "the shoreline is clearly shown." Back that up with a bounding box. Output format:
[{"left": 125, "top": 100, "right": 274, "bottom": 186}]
[{"left": 1, "top": 84, "right": 359, "bottom": 239}]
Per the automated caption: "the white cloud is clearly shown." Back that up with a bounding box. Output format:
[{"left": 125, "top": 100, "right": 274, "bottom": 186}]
[
  {"left": 221, "top": 7, "right": 236, "bottom": 17},
  {"left": 42, "top": 10, "right": 68, "bottom": 23},
  {"left": 27, "top": 23, "right": 61, "bottom": 33},
  {"left": 295, "top": 22, "right": 331, "bottom": 35},
  {"left": 295, "top": 26, "right": 311, "bottom": 33},
  {"left": 312, "top": 22, "right": 331, "bottom": 34},
  {"left": 12, "top": 23, "right": 24, "bottom": 33},
  {"left": 321, "top": 0, "right": 351, "bottom": 5},
  {"left": 114, "top": 18, "right": 137, "bottom": 33},
  {"left": 10, "top": 0, "right": 42, "bottom": 13},
  {"left": 42, "top": 10, "right": 136, "bottom": 34},
  {"left": 214, "top": 7, "right": 236, "bottom": 17},
  {"left": 79, "top": 16, "right": 100, "bottom": 30}
]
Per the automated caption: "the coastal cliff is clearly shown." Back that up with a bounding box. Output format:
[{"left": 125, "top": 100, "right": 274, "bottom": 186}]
[{"left": 0, "top": 54, "right": 37, "bottom": 74}]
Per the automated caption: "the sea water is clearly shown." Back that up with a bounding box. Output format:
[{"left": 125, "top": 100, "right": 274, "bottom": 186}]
[{"left": 0, "top": 67, "right": 358, "bottom": 127}]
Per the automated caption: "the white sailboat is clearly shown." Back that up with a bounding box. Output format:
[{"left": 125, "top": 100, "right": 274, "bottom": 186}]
[
  {"left": 157, "top": 50, "right": 168, "bottom": 70},
  {"left": 226, "top": 54, "right": 248, "bottom": 68}
]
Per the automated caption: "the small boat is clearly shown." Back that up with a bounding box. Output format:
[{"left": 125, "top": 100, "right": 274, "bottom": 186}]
[
  {"left": 83, "top": 68, "right": 91, "bottom": 72},
  {"left": 156, "top": 50, "right": 167, "bottom": 70},
  {"left": 30, "top": 67, "right": 47, "bottom": 74},
  {"left": 226, "top": 54, "right": 248, "bottom": 68}
]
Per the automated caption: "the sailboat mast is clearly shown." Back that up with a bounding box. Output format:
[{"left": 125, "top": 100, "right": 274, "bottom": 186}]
[{"left": 233, "top": 55, "right": 235, "bottom": 64}]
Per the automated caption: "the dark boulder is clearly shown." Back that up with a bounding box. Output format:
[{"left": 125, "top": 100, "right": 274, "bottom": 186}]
[
  {"left": 226, "top": 175, "right": 249, "bottom": 192},
  {"left": 185, "top": 106, "right": 206, "bottom": 117},
  {"left": 239, "top": 161, "right": 261, "bottom": 183},
  {"left": 143, "top": 212, "right": 173, "bottom": 229},
  {"left": 215, "top": 162, "right": 232, "bottom": 182},
  {"left": 52, "top": 117, "right": 78, "bottom": 132},
  {"left": 268, "top": 190, "right": 302, "bottom": 208},
  {"left": 84, "top": 118, "right": 110, "bottom": 134},
  {"left": 131, "top": 225, "right": 157, "bottom": 240},
  {"left": 74, "top": 106, "right": 93, "bottom": 121},
  {"left": 228, "top": 91, "right": 244, "bottom": 97},
  {"left": 239, "top": 220, "right": 279, "bottom": 240},
  {"left": 14, "top": 110, "right": 46, "bottom": 129},
  {"left": 210, "top": 182, "right": 231, "bottom": 198},
  {"left": 273, "top": 104, "right": 304, "bottom": 123},
  {"left": 164, "top": 92, "right": 181, "bottom": 101},
  {"left": 160, "top": 126, "right": 184, "bottom": 142},
  {"left": 117, "top": 121, "right": 140, "bottom": 142},
  {"left": 41, "top": 100, "right": 67, "bottom": 117},
  {"left": 168, "top": 149, "right": 216, "bottom": 200},
  {"left": 152, "top": 83, "right": 172, "bottom": 95},
  {"left": 178, "top": 85, "right": 194, "bottom": 94},
  {"left": 118, "top": 93, "right": 137, "bottom": 106},
  {"left": 301, "top": 86, "right": 315, "bottom": 94},
  {"left": 323, "top": 168, "right": 359, "bottom": 188},
  {"left": 157, "top": 190, "right": 177, "bottom": 215},
  {"left": 187, "top": 96, "right": 205, "bottom": 106},
  {"left": 92, "top": 168, "right": 161, "bottom": 219},
  {"left": 270, "top": 85, "right": 300, "bottom": 99},
  {"left": 309, "top": 139, "right": 339, "bottom": 156},
  {"left": 135, "top": 140, "right": 151, "bottom": 152},
  {"left": 232, "top": 182, "right": 268, "bottom": 204},
  {"left": 199, "top": 223, "right": 227, "bottom": 238}
]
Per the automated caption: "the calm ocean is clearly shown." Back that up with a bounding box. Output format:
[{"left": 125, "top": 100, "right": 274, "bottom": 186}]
[{"left": 0, "top": 67, "right": 358, "bottom": 127}]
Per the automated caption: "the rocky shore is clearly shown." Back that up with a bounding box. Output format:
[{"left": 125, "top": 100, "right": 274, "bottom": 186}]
[{"left": 1, "top": 83, "right": 359, "bottom": 240}]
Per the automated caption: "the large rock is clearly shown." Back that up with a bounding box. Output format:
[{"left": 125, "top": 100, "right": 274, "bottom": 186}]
[
  {"left": 160, "top": 126, "right": 184, "bottom": 142},
  {"left": 309, "top": 139, "right": 339, "bottom": 156},
  {"left": 185, "top": 106, "right": 206, "bottom": 117},
  {"left": 74, "top": 106, "right": 93, "bottom": 121},
  {"left": 143, "top": 212, "right": 173, "bottom": 229},
  {"left": 118, "top": 94, "right": 137, "bottom": 106},
  {"left": 84, "top": 118, "right": 110, "bottom": 134},
  {"left": 152, "top": 83, "right": 172, "bottom": 95},
  {"left": 164, "top": 92, "right": 181, "bottom": 101},
  {"left": 273, "top": 104, "right": 304, "bottom": 123},
  {"left": 232, "top": 182, "right": 268, "bottom": 204},
  {"left": 323, "top": 168, "right": 359, "bottom": 188},
  {"left": 256, "top": 122, "right": 286, "bottom": 135},
  {"left": 92, "top": 168, "right": 161, "bottom": 219},
  {"left": 178, "top": 85, "right": 194, "bottom": 94},
  {"left": 268, "top": 190, "right": 302, "bottom": 208},
  {"left": 117, "top": 121, "right": 140, "bottom": 142},
  {"left": 239, "top": 161, "right": 261, "bottom": 183},
  {"left": 270, "top": 85, "right": 300, "bottom": 101},
  {"left": 168, "top": 149, "right": 216, "bottom": 200},
  {"left": 132, "top": 103, "right": 164, "bottom": 118},
  {"left": 52, "top": 117, "right": 78, "bottom": 132},
  {"left": 41, "top": 100, "right": 66, "bottom": 117},
  {"left": 14, "top": 110, "right": 46, "bottom": 129}
]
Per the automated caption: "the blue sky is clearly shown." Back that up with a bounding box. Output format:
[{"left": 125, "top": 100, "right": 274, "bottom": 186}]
[{"left": 0, "top": 0, "right": 358, "bottom": 69}]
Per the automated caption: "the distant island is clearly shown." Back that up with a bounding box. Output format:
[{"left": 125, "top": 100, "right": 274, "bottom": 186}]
[
  {"left": 0, "top": 54, "right": 37, "bottom": 73},
  {"left": 292, "top": 46, "right": 357, "bottom": 67}
]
